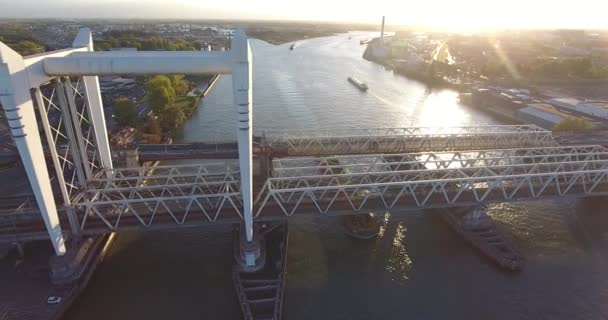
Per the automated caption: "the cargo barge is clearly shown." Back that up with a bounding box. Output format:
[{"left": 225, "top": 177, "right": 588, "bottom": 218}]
[
  {"left": 439, "top": 206, "right": 525, "bottom": 271},
  {"left": 347, "top": 77, "right": 369, "bottom": 91}
]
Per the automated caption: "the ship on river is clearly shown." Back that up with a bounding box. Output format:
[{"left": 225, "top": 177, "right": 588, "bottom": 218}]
[
  {"left": 439, "top": 206, "right": 525, "bottom": 271},
  {"left": 347, "top": 77, "right": 369, "bottom": 91}
]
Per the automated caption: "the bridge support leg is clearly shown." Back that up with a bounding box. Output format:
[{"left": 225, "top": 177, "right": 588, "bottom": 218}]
[
  {"left": 232, "top": 30, "right": 256, "bottom": 267},
  {"left": 49, "top": 236, "right": 109, "bottom": 285},
  {"left": 234, "top": 223, "right": 265, "bottom": 272},
  {"left": 73, "top": 28, "right": 113, "bottom": 172},
  {"left": 0, "top": 43, "right": 66, "bottom": 256}
]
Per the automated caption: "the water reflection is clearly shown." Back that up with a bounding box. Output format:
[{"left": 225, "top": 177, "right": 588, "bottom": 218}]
[
  {"left": 487, "top": 201, "right": 578, "bottom": 255},
  {"left": 418, "top": 90, "right": 471, "bottom": 127},
  {"left": 385, "top": 222, "right": 413, "bottom": 282}
]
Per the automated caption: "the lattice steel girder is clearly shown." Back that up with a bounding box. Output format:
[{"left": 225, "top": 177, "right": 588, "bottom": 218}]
[
  {"left": 266, "top": 125, "right": 556, "bottom": 156},
  {"left": 89, "top": 163, "right": 240, "bottom": 189},
  {"left": 254, "top": 156, "right": 608, "bottom": 217},
  {"left": 69, "top": 163, "right": 243, "bottom": 231},
  {"left": 273, "top": 145, "right": 608, "bottom": 177},
  {"left": 72, "top": 184, "right": 243, "bottom": 231}
]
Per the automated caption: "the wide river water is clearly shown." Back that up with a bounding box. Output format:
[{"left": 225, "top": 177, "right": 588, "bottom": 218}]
[{"left": 64, "top": 33, "right": 608, "bottom": 320}]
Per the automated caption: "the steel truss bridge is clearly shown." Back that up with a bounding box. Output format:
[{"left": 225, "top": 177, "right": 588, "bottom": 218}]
[
  {"left": 134, "top": 125, "right": 556, "bottom": 161},
  {"left": 4, "top": 144, "right": 608, "bottom": 241},
  {"left": 1, "top": 29, "right": 607, "bottom": 268},
  {"left": 264, "top": 125, "right": 556, "bottom": 156}
]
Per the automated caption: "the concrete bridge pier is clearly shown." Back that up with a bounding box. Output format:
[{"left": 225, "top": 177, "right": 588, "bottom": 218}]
[
  {"left": 234, "top": 223, "right": 266, "bottom": 272},
  {"left": 49, "top": 235, "right": 112, "bottom": 285}
]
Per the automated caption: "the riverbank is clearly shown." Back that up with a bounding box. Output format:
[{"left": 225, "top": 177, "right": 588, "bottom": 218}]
[
  {"left": 172, "top": 74, "right": 220, "bottom": 134},
  {"left": 244, "top": 23, "right": 364, "bottom": 45},
  {"left": 362, "top": 43, "right": 462, "bottom": 91},
  {"left": 139, "top": 75, "right": 221, "bottom": 143},
  {"left": 362, "top": 41, "right": 605, "bottom": 131},
  {"left": 248, "top": 31, "right": 337, "bottom": 45},
  {"left": 0, "top": 233, "right": 116, "bottom": 320},
  {"left": 182, "top": 75, "right": 220, "bottom": 120}
]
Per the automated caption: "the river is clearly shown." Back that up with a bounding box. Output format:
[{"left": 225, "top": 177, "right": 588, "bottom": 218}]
[{"left": 64, "top": 32, "right": 608, "bottom": 320}]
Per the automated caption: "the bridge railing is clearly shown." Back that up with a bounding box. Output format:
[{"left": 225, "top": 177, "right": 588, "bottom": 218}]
[{"left": 263, "top": 125, "right": 557, "bottom": 156}]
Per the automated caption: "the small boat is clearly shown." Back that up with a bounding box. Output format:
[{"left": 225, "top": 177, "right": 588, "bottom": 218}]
[
  {"left": 342, "top": 214, "right": 380, "bottom": 239},
  {"left": 347, "top": 77, "right": 369, "bottom": 91},
  {"left": 289, "top": 43, "right": 295, "bottom": 50},
  {"left": 233, "top": 222, "right": 288, "bottom": 320},
  {"left": 439, "top": 206, "right": 525, "bottom": 271}
]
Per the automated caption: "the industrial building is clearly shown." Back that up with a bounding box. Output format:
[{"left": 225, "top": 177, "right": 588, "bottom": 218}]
[
  {"left": 517, "top": 103, "right": 570, "bottom": 129},
  {"left": 549, "top": 98, "right": 608, "bottom": 120}
]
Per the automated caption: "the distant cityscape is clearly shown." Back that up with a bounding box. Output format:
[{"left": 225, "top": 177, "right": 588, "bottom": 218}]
[{"left": 3, "top": 20, "right": 608, "bottom": 144}]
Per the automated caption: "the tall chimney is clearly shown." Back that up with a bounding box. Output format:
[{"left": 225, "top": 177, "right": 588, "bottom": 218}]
[{"left": 381, "top": 16, "right": 385, "bottom": 40}]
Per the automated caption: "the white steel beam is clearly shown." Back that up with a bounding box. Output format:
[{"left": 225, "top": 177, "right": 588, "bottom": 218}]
[
  {"left": 231, "top": 31, "right": 254, "bottom": 243},
  {"left": 73, "top": 28, "right": 113, "bottom": 171},
  {"left": 0, "top": 43, "right": 66, "bottom": 255},
  {"left": 24, "top": 47, "right": 88, "bottom": 87},
  {"left": 43, "top": 51, "right": 233, "bottom": 76}
]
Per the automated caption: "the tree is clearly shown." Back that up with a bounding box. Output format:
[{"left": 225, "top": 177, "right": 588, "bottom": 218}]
[
  {"left": 12, "top": 40, "right": 44, "bottom": 55},
  {"left": 169, "top": 75, "right": 191, "bottom": 96},
  {"left": 159, "top": 105, "right": 185, "bottom": 134},
  {"left": 113, "top": 97, "right": 138, "bottom": 127},
  {"left": 147, "top": 75, "right": 175, "bottom": 115},
  {"left": 553, "top": 117, "right": 593, "bottom": 133},
  {"left": 144, "top": 116, "right": 162, "bottom": 135},
  {"left": 149, "top": 86, "right": 174, "bottom": 115}
]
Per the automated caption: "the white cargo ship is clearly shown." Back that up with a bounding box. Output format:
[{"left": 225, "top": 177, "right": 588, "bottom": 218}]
[{"left": 347, "top": 77, "right": 369, "bottom": 91}]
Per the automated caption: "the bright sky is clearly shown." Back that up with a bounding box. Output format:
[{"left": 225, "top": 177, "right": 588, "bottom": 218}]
[{"left": 1, "top": 0, "right": 608, "bottom": 30}]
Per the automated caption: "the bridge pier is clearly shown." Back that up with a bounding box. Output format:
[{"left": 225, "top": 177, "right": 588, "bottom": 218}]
[
  {"left": 50, "top": 238, "right": 94, "bottom": 285},
  {"left": 234, "top": 224, "right": 266, "bottom": 272}
]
